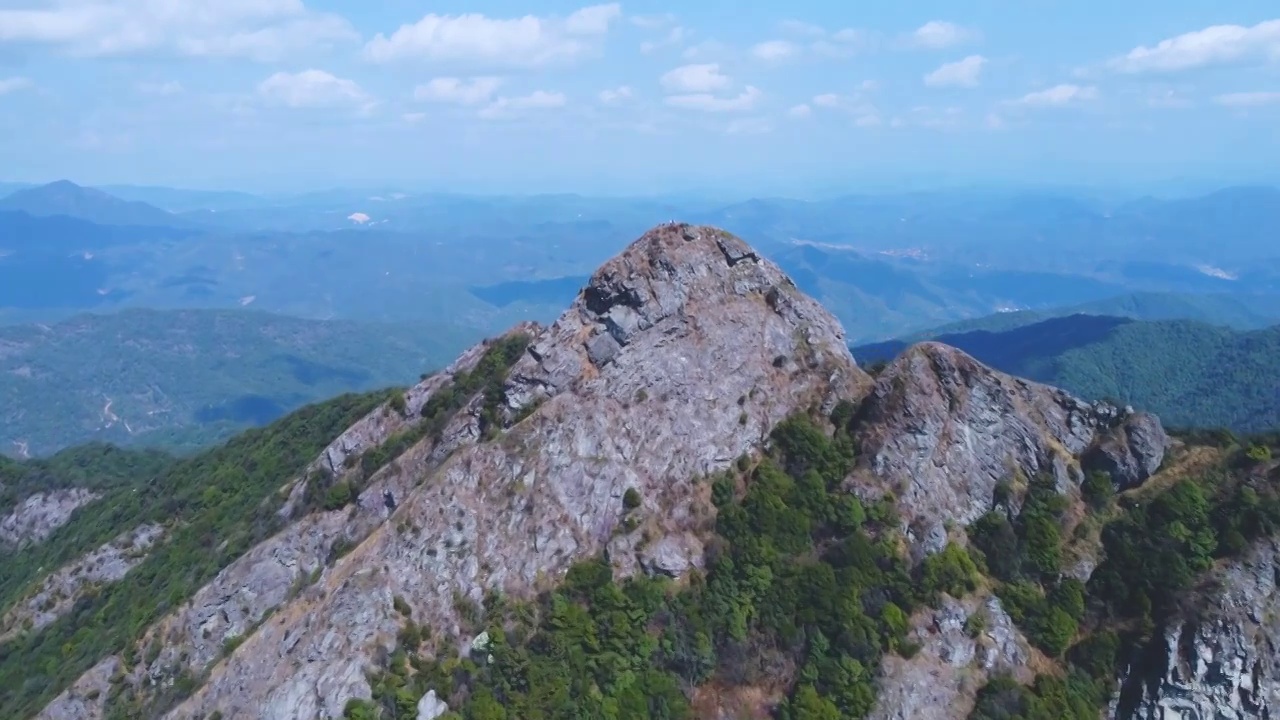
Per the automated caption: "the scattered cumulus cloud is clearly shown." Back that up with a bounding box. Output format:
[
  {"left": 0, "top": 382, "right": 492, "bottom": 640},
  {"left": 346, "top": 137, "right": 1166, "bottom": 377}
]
[
  {"left": 751, "top": 40, "right": 798, "bottom": 61},
  {"left": 629, "top": 13, "right": 677, "bottom": 30},
  {"left": 136, "top": 80, "right": 184, "bottom": 96},
  {"left": 0, "top": 77, "right": 34, "bottom": 95},
  {"left": 787, "top": 103, "right": 812, "bottom": 118},
  {"left": 660, "top": 63, "right": 730, "bottom": 93},
  {"left": 478, "top": 90, "right": 567, "bottom": 119},
  {"left": 779, "top": 20, "right": 827, "bottom": 38},
  {"left": 257, "top": 69, "right": 370, "bottom": 109},
  {"left": 1214, "top": 91, "right": 1280, "bottom": 108},
  {"left": 640, "top": 25, "right": 687, "bottom": 54},
  {"left": 909, "top": 21, "right": 979, "bottom": 50},
  {"left": 1012, "top": 84, "right": 1099, "bottom": 107},
  {"left": 1109, "top": 19, "right": 1280, "bottom": 73},
  {"left": 664, "top": 86, "right": 762, "bottom": 112},
  {"left": 924, "top": 55, "right": 987, "bottom": 88},
  {"left": 812, "top": 93, "right": 840, "bottom": 107},
  {"left": 363, "top": 3, "right": 621, "bottom": 67},
  {"left": 759, "top": 20, "right": 867, "bottom": 59},
  {"left": 413, "top": 76, "right": 502, "bottom": 105},
  {"left": 0, "top": 0, "right": 358, "bottom": 61},
  {"left": 598, "top": 85, "right": 633, "bottom": 104}
]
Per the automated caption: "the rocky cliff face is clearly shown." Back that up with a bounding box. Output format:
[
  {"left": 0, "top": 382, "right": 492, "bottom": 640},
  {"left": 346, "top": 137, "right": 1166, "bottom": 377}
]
[
  {"left": 851, "top": 342, "right": 1167, "bottom": 558},
  {"left": 1114, "top": 537, "right": 1280, "bottom": 719},
  {"left": 0, "top": 488, "right": 100, "bottom": 549},
  {"left": 38, "top": 223, "right": 867, "bottom": 719}
]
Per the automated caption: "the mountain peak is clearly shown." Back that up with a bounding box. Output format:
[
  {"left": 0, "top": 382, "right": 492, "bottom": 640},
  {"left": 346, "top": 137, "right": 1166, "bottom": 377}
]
[{"left": 853, "top": 340, "right": 1166, "bottom": 558}]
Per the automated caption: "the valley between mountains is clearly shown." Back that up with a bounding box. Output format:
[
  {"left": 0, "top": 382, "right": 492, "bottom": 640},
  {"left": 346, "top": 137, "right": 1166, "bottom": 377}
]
[{"left": 3, "top": 224, "right": 1279, "bottom": 720}]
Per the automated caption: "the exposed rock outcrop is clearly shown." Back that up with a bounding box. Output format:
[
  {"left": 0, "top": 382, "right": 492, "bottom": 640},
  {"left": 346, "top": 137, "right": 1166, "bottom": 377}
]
[
  {"left": 0, "top": 488, "right": 100, "bottom": 550},
  {"left": 851, "top": 342, "right": 1166, "bottom": 558},
  {"left": 1114, "top": 537, "right": 1280, "bottom": 719},
  {"left": 38, "top": 224, "right": 866, "bottom": 720},
  {"left": 1, "top": 523, "right": 163, "bottom": 643},
  {"left": 871, "top": 594, "right": 1035, "bottom": 720},
  {"left": 1084, "top": 411, "right": 1170, "bottom": 490}
]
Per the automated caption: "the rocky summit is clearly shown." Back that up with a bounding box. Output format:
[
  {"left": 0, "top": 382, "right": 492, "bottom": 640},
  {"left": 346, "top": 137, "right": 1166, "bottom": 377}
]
[{"left": 13, "top": 223, "right": 1280, "bottom": 720}]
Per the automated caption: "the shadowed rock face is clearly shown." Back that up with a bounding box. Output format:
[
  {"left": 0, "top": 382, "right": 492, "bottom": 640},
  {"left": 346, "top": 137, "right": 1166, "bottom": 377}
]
[
  {"left": 852, "top": 342, "right": 1166, "bottom": 558},
  {"left": 1084, "top": 411, "right": 1170, "bottom": 490},
  {"left": 35, "top": 224, "right": 869, "bottom": 720},
  {"left": 1113, "top": 537, "right": 1280, "bottom": 719}
]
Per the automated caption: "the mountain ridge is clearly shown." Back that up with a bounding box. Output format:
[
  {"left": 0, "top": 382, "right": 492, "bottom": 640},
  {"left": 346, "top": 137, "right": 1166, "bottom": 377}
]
[{"left": 0, "top": 222, "right": 1274, "bottom": 720}]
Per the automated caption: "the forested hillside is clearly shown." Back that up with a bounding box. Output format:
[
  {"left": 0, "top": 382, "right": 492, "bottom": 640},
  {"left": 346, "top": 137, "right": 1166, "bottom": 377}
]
[{"left": 0, "top": 309, "right": 477, "bottom": 456}]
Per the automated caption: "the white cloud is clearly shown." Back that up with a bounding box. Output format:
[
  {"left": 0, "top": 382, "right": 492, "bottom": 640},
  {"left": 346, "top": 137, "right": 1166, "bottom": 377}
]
[
  {"left": 860, "top": 79, "right": 880, "bottom": 91},
  {"left": 751, "top": 40, "right": 798, "bottom": 61},
  {"left": 910, "top": 21, "right": 978, "bottom": 49},
  {"left": 478, "top": 90, "right": 567, "bottom": 119},
  {"left": 598, "top": 85, "right": 633, "bottom": 104},
  {"left": 136, "top": 80, "right": 184, "bottom": 96},
  {"left": 1110, "top": 19, "right": 1280, "bottom": 73},
  {"left": 1214, "top": 91, "right": 1280, "bottom": 108},
  {"left": 660, "top": 63, "right": 730, "bottom": 93},
  {"left": 0, "top": 77, "right": 33, "bottom": 95},
  {"left": 924, "top": 54, "right": 987, "bottom": 88},
  {"left": 726, "top": 117, "right": 772, "bottom": 135},
  {"left": 1012, "top": 84, "right": 1099, "bottom": 107},
  {"left": 779, "top": 20, "right": 826, "bottom": 38},
  {"left": 0, "top": 0, "right": 357, "bottom": 61},
  {"left": 855, "top": 114, "right": 882, "bottom": 127},
  {"left": 413, "top": 76, "right": 502, "bottom": 105},
  {"left": 402, "top": 112, "right": 427, "bottom": 123},
  {"left": 681, "top": 39, "right": 728, "bottom": 60},
  {"left": 812, "top": 93, "right": 840, "bottom": 107},
  {"left": 787, "top": 103, "right": 812, "bottom": 118},
  {"left": 564, "top": 4, "right": 621, "bottom": 34},
  {"left": 630, "top": 13, "right": 677, "bottom": 29},
  {"left": 257, "top": 69, "right": 370, "bottom": 109},
  {"left": 640, "top": 25, "right": 686, "bottom": 54},
  {"left": 364, "top": 4, "right": 620, "bottom": 67},
  {"left": 985, "top": 113, "right": 1005, "bottom": 129},
  {"left": 1146, "top": 88, "right": 1193, "bottom": 109},
  {"left": 664, "top": 86, "right": 761, "bottom": 112}
]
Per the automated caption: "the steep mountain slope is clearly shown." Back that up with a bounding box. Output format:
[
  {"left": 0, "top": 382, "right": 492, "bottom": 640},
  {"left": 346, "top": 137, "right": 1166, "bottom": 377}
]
[
  {"left": 5, "top": 223, "right": 1278, "bottom": 720},
  {"left": 854, "top": 315, "right": 1280, "bottom": 433},
  {"left": 0, "top": 309, "right": 480, "bottom": 456},
  {"left": 0, "top": 181, "right": 185, "bottom": 227}
]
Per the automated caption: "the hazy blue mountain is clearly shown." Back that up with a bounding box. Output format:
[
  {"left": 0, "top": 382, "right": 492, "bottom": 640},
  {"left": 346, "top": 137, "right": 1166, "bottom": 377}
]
[
  {"left": 852, "top": 314, "right": 1280, "bottom": 432},
  {"left": 2, "top": 182, "right": 1279, "bottom": 345},
  {"left": 97, "top": 184, "right": 269, "bottom": 212},
  {"left": 893, "top": 292, "right": 1280, "bottom": 340},
  {"left": 0, "top": 180, "right": 188, "bottom": 227}
]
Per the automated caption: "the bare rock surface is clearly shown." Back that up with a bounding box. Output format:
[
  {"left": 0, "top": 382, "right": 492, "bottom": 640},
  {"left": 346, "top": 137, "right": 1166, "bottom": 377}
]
[
  {"left": 0, "top": 488, "right": 100, "bottom": 549},
  {"left": 1, "top": 523, "right": 163, "bottom": 643},
  {"left": 1114, "top": 537, "right": 1280, "bottom": 719},
  {"left": 852, "top": 342, "right": 1166, "bottom": 558},
  {"left": 870, "top": 594, "right": 1034, "bottom": 720},
  {"left": 1083, "top": 410, "right": 1170, "bottom": 491},
  {"left": 38, "top": 224, "right": 865, "bottom": 720}
]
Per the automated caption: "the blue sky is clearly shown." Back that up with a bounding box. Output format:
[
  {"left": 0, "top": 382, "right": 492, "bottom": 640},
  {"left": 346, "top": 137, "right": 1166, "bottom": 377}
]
[{"left": 1, "top": 0, "right": 1278, "bottom": 195}]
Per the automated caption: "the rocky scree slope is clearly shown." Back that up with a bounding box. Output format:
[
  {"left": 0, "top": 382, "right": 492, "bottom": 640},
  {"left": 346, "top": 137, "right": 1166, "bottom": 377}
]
[{"left": 28, "top": 221, "right": 1265, "bottom": 720}]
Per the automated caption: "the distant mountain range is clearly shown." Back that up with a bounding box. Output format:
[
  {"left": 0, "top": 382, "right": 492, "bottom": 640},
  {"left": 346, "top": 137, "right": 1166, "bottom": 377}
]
[
  {"left": 853, "top": 314, "right": 1280, "bottom": 433},
  {"left": 3, "top": 179, "right": 1280, "bottom": 342},
  {"left": 0, "top": 308, "right": 480, "bottom": 456}
]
